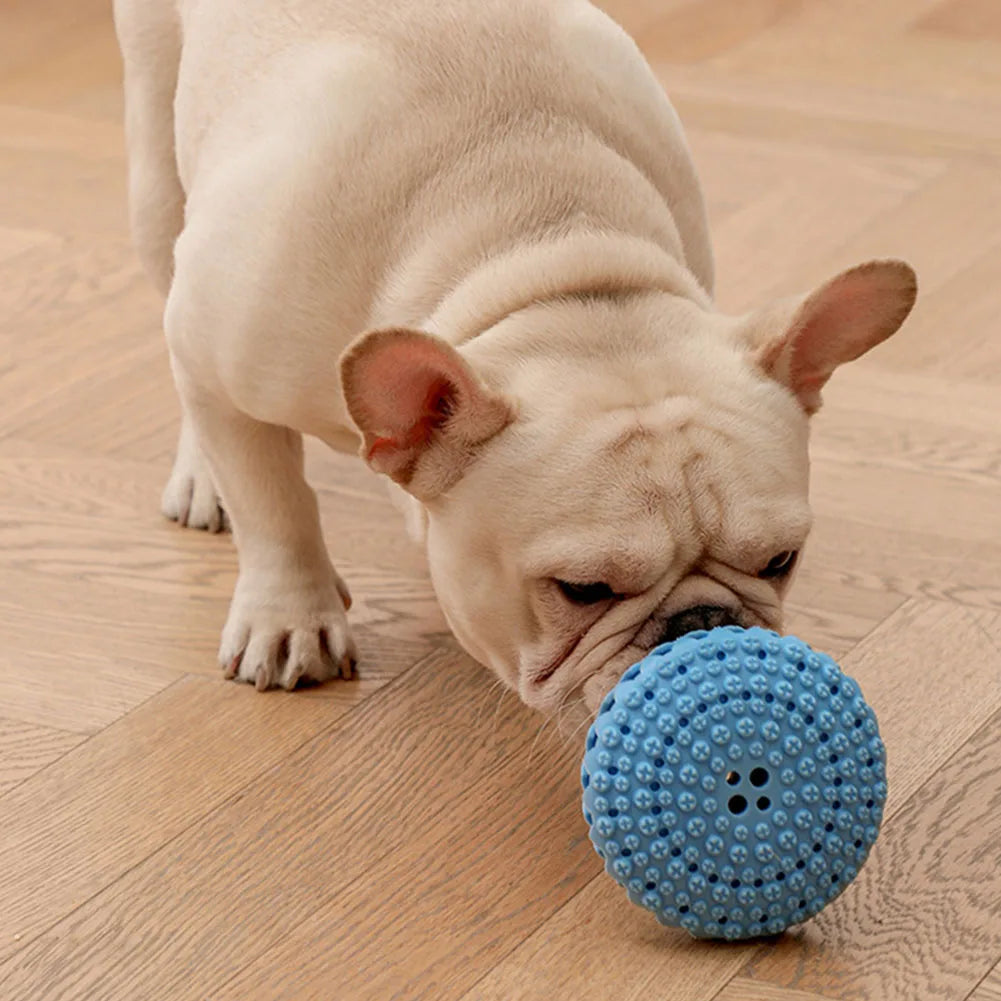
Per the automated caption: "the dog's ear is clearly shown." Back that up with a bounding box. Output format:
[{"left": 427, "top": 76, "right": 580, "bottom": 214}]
[
  {"left": 340, "top": 328, "right": 514, "bottom": 500},
  {"left": 740, "top": 260, "right": 917, "bottom": 414}
]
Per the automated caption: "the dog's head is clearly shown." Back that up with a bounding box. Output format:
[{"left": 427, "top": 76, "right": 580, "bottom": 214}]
[{"left": 342, "top": 260, "right": 915, "bottom": 721}]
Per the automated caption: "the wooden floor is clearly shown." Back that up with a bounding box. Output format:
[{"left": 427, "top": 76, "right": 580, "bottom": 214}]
[{"left": 2, "top": 1, "right": 1000, "bottom": 999}]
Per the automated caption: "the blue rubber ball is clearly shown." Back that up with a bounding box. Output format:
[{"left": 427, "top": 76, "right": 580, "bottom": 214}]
[{"left": 581, "top": 626, "right": 886, "bottom": 940}]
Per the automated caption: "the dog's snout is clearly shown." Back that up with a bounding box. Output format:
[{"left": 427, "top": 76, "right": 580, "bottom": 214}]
[{"left": 657, "top": 605, "right": 739, "bottom": 644}]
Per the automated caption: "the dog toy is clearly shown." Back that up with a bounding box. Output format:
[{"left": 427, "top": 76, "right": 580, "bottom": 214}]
[{"left": 581, "top": 626, "right": 886, "bottom": 940}]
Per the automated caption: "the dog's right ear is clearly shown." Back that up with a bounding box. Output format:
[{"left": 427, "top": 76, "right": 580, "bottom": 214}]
[
  {"left": 738, "top": 260, "right": 917, "bottom": 414},
  {"left": 340, "top": 328, "right": 514, "bottom": 501}
]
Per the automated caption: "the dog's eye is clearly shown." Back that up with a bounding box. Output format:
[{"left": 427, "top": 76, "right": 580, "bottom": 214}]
[
  {"left": 759, "top": 550, "right": 799, "bottom": 579},
  {"left": 555, "top": 580, "right": 616, "bottom": 605}
]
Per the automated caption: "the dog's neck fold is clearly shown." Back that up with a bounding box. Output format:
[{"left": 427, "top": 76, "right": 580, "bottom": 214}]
[{"left": 377, "top": 231, "right": 712, "bottom": 348}]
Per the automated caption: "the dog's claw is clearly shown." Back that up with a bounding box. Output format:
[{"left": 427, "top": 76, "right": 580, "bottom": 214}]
[
  {"left": 335, "top": 575, "right": 352, "bottom": 611},
  {"left": 339, "top": 653, "right": 356, "bottom": 680}
]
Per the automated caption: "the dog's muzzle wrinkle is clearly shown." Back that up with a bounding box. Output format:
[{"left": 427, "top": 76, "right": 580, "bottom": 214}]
[{"left": 656, "top": 604, "right": 739, "bottom": 644}]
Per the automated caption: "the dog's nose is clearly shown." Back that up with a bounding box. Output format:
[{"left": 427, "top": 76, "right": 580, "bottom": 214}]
[{"left": 656, "top": 605, "right": 739, "bottom": 645}]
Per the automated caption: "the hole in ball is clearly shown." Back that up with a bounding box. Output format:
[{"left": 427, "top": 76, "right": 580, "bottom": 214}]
[
  {"left": 749, "top": 767, "right": 770, "bottom": 787},
  {"left": 726, "top": 771, "right": 741, "bottom": 786},
  {"left": 728, "top": 794, "right": 748, "bottom": 815},
  {"left": 756, "top": 796, "right": 771, "bottom": 810}
]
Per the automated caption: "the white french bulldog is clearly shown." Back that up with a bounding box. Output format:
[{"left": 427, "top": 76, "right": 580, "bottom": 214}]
[{"left": 114, "top": 0, "right": 916, "bottom": 720}]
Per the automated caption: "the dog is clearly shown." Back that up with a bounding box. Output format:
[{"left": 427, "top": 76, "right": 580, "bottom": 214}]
[{"left": 114, "top": 0, "right": 916, "bottom": 723}]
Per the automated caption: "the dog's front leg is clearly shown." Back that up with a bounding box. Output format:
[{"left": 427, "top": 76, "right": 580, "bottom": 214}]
[{"left": 174, "top": 371, "right": 356, "bottom": 690}]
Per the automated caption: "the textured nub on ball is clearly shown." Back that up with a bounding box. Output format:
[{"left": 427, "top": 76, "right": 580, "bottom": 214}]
[{"left": 580, "top": 626, "right": 887, "bottom": 940}]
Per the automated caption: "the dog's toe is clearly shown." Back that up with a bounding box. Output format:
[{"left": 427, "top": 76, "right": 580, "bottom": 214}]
[{"left": 219, "top": 583, "right": 357, "bottom": 691}]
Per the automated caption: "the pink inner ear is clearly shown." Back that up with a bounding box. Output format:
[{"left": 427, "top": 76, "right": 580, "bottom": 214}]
[
  {"left": 365, "top": 374, "right": 457, "bottom": 462},
  {"left": 346, "top": 333, "right": 478, "bottom": 472},
  {"left": 789, "top": 268, "right": 907, "bottom": 389},
  {"left": 356, "top": 338, "right": 468, "bottom": 432}
]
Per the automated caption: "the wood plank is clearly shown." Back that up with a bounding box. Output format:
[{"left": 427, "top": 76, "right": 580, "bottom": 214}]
[
  {"left": 0, "top": 648, "right": 531, "bottom": 997},
  {"left": 214, "top": 727, "right": 589, "bottom": 1001},
  {"left": 741, "top": 704, "right": 1001, "bottom": 1000},
  {"left": 464, "top": 875, "right": 756, "bottom": 1001},
  {"left": 872, "top": 241, "right": 1001, "bottom": 382},
  {"left": 0, "top": 672, "right": 369, "bottom": 964},
  {"left": 0, "top": 718, "right": 83, "bottom": 796},
  {"left": 0, "top": 647, "right": 180, "bottom": 734},
  {"left": 969, "top": 964, "right": 1001, "bottom": 1001},
  {"left": 915, "top": 0, "right": 1001, "bottom": 42},
  {"left": 669, "top": 64, "right": 1001, "bottom": 159},
  {"left": 699, "top": 137, "right": 935, "bottom": 309},
  {"left": 714, "top": 978, "right": 839, "bottom": 1001},
  {"left": 715, "top": 10, "right": 1001, "bottom": 101}
]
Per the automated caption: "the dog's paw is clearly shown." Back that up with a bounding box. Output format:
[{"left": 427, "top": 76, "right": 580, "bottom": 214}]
[
  {"left": 162, "top": 422, "right": 228, "bottom": 532},
  {"left": 219, "top": 573, "right": 357, "bottom": 691}
]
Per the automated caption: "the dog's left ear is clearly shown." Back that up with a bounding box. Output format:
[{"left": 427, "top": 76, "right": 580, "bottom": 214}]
[
  {"left": 340, "top": 327, "right": 514, "bottom": 500},
  {"left": 740, "top": 260, "right": 917, "bottom": 414}
]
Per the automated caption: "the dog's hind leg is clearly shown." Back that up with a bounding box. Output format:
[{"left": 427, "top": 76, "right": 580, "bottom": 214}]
[{"left": 114, "top": 0, "right": 226, "bottom": 531}]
